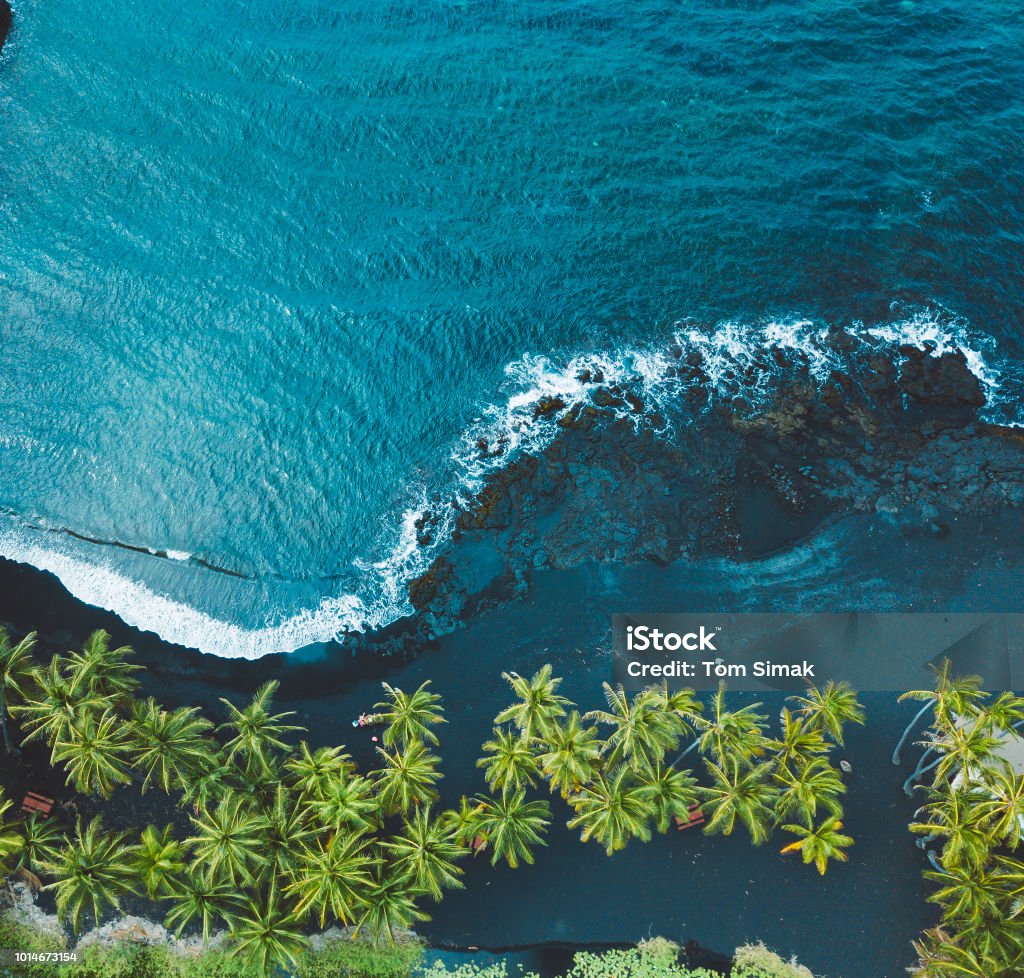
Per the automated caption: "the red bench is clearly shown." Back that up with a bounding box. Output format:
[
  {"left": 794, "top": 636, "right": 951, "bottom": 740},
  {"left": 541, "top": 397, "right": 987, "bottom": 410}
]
[
  {"left": 675, "top": 804, "right": 705, "bottom": 831},
  {"left": 21, "top": 792, "right": 54, "bottom": 817}
]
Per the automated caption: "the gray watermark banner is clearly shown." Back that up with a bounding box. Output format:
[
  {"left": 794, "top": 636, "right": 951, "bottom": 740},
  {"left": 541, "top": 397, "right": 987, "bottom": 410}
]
[{"left": 612, "top": 613, "right": 1024, "bottom": 692}]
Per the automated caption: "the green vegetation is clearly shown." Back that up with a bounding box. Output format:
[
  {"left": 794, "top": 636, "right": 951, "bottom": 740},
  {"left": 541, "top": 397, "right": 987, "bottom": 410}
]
[
  {"left": 293, "top": 936, "right": 425, "bottom": 978},
  {"left": 0, "top": 629, "right": 35, "bottom": 755},
  {"left": 0, "top": 917, "right": 821, "bottom": 978},
  {"left": 902, "top": 662, "right": 1024, "bottom": 977},
  {"left": 6, "top": 625, "right": 1024, "bottom": 977},
  {"left": 0, "top": 626, "right": 864, "bottom": 976},
  {"left": 418, "top": 939, "right": 820, "bottom": 978}
]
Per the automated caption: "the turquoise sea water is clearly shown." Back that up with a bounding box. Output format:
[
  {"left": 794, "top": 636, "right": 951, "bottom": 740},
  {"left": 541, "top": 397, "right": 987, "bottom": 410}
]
[{"left": 2, "top": 0, "right": 1024, "bottom": 656}]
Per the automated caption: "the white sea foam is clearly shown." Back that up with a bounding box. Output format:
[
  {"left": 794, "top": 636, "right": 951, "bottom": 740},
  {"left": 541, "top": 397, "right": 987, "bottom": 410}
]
[
  {"left": 0, "top": 525, "right": 375, "bottom": 658},
  {"left": 863, "top": 307, "right": 1002, "bottom": 398},
  {"left": 0, "top": 311, "right": 1012, "bottom": 659}
]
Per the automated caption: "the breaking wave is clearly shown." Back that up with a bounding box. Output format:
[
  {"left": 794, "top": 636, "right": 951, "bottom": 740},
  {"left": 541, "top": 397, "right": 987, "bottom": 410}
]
[{"left": 0, "top": 309, "right": 1014, "bottom": 659}]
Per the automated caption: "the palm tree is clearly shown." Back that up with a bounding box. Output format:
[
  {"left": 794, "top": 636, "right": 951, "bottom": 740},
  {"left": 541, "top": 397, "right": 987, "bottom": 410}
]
[
  {"left": 64, "top": 630, "right": 141, "bottom": 700},
  {"left": 676, "top": 683, "right": 768, "bottom": 768},
  {"left": 218, "top": 680, "right": 304, "bottom": 778},
  {"left": 984, "top": 769, "right": 1024, "bottom": 850},
  {"left": 0, "top": 791, "right": 23, "bottom": 872},
  {"left": 164, "top": 869, "right": 243, "bottom": 945},
  {"left": 979, "top": 692, "right": 1024, "bottom": 734},
  {"left": 0, "top": 629, "right": 36, "bottom": 754},
  {"left": 313, "top": 773, "right": 379, "bottom": 834},
  {"left": 262, "top": 784, "right": 316, "bottom": 876},
  {"left": 354, "top": 863, "right": 429, "bottom": 946},
  {"left": 373, "top": 681, "right": 446, "bottom": 748},
  {"left": 789, "top": 681, "right": 864, "bottom": 746},
  {"left": 188, "top": 791, "right": 270, "bottom": 886},
  {"left": 992, "top": 853, "right": 1024, "bottom": 915},
  {"left": 373, "top": 739, "right": 442, "bottom": 815},
  {"left": 51, "top": 707, "right": 134, "bottom": 798},
  {"left": 14, "top": 813, "right": 65, "bottom": 878},
  {"left": 910, "top": 927, "right": 999, "bottom": 978},
  {"left": 473, "top": 788, "right": 551, "bottom": 868},
  {"left": 700, "top": 759, "right": 777, "bottom": 845},
  {"left": 925, "top": 717, "right": 1008, "bottom": 789},
  {"left": 585, "top": 683, "right": 678, "bottom": 775},
  {"left": 227, "top": 884, "right": 309, "bottom": 976},
  {"left": 477, "top": 726, "right": 540, "bottom": 793},
  {"left": 780, "top": 816, "right": 853, "bottom": 875},
  {"left": 494, "top": 665, "right": 570, "bottom": 742},
  {"left": 567, "top": 766, "right": 652, "bottom": 854},
  {"left": 179, "top": 757, "right": 232, "bottom": 815},
  {"left": 656, "top": 683, "right": 704, "bottom": 738},
  {"left": 286, "top": 831, "right": 374, "bottom": 927},
  {"left": 894, "top": 659, "right": 987, "bottom": 765},
  {"left": 14, "top": 654, "right": 116, "bottom": 749},
  {"left": 635, "top": 762, "right": 700, "bottom": 834},
  {"left": 382, "top": 807, "right": 465, "bottom": 901},
  {"left": 284, "top": 742, "right": 352, "bottom": 803},
  {"left": 439, "top": 796, "right": 486, "bottom": 851},
  {"left": 132, "top": 824, "right": 185, "bottom": 899},
  {"left": 910, "top": 789, "right": 995, "bottom": 872},
  {"left": 40, "top": 817, "right": 137, "bottom": 933},
  {"left": 769, "top": 709, "right": 829, "bottom": 771},
  {"left": 925, "top": 862, "right": 1005, "bottom": 930},
  {"left": 951, "top": 915, "right": 1024, "bottom": 976},
  {"left": 773, "top": 757, "right": 845, "bottom": 824},
  {"left": 535, "top": 711, "right": 602, "bottom": 798},
  {"left": 129, "top": 697, "right": 216, "bottom": 795}
]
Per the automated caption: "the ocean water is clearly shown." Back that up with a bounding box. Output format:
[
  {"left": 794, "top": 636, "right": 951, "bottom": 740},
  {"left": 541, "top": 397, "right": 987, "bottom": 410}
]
[{"left": 2, "top": 0, "right": 1024, "bottom": 657}]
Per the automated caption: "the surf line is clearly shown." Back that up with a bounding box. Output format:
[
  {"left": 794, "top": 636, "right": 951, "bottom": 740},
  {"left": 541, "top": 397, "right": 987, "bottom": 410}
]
[{"left": 6, "top": 514, "right": 254, "bottom": 581}]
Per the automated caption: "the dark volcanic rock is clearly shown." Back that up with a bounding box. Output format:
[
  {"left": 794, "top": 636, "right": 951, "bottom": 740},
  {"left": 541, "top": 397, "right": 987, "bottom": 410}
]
[
  {"left": 398, "top": 339, "right": 1024, "bottom": 644},
  {"left": 0, "top": 0, "right": 11, "bottom": 52},
  {"left": 898, "top": 347, "right": 987, "bottom": 408},
  {"left": 408, "top": 556, "right": 455, "bottom": 611},
  {"left": 533, "top": 395, "right": 566, "bottom": 418}
]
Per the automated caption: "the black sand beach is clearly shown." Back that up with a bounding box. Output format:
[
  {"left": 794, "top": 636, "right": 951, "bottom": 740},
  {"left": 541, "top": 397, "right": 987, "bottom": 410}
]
[{"left": 8, "top": 496, "right": 1024, "bottom": 977}]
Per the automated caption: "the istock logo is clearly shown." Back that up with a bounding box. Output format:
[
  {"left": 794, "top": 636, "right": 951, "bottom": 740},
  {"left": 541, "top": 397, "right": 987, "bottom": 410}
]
[{"left": 625, "top": 625, "right": 718, "bottom": 652}]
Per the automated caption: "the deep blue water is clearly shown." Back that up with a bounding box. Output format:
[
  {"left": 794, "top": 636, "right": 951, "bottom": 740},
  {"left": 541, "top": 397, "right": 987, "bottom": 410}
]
[{"left": 2, "top": 0, "right": 1024, "bottom": 656}]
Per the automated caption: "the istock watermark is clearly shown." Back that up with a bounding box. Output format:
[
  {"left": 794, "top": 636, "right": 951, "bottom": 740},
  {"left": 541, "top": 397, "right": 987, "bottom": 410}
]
[{"left": 612, "top": 613, "right": 1024, "bottom": 692}]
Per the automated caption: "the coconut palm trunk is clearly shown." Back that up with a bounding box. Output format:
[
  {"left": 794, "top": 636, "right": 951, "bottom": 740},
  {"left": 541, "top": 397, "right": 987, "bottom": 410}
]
[
  {"left": 672, "top": 738, "right": 702, "bottom": 765},
  {"left": 892, "top": 702, "right": 933, "bottom": 765}
]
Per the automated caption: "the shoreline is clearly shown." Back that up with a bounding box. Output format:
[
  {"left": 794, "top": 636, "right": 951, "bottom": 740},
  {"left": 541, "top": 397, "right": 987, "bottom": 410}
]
[
  {"left": 1, "top": 347, "right": 1022, "bottom": 977},
  {"left": 0, "top": 548, "right": 946, "bottom": 978},
  {"left": 2, "top": 330, "right": 1022, "bottom": 663}
]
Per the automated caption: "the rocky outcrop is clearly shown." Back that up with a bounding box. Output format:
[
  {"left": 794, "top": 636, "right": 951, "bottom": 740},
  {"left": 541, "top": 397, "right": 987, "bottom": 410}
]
[
  {"left": 0, "top": 1, "right": 11, "bottom": 52},
  {"left": 404, "top": 337, "right": 1024, "bottom": 642}
]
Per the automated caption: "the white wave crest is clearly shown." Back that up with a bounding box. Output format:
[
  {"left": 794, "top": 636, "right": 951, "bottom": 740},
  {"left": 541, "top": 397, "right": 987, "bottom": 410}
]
[
  {"left": 0, "top": 309, "right": 1010, "bottom": 659},
  {"left": 0, "top": 527, "right": 374, "bottom": 658}
]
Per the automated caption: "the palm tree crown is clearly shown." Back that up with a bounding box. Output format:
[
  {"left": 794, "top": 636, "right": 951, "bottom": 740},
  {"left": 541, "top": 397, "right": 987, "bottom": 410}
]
[
  {"left": 218, "top": 680, "right": 305, "bottom": 779},
  {"left": 373, "top": 680, "right": 446, "bottom": 747},
  {"left": 494, "top": 665, "right": 570, "bottom": 742},
  {"left": 41, "top": 817, "right": 137, "bottom": 933}
]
